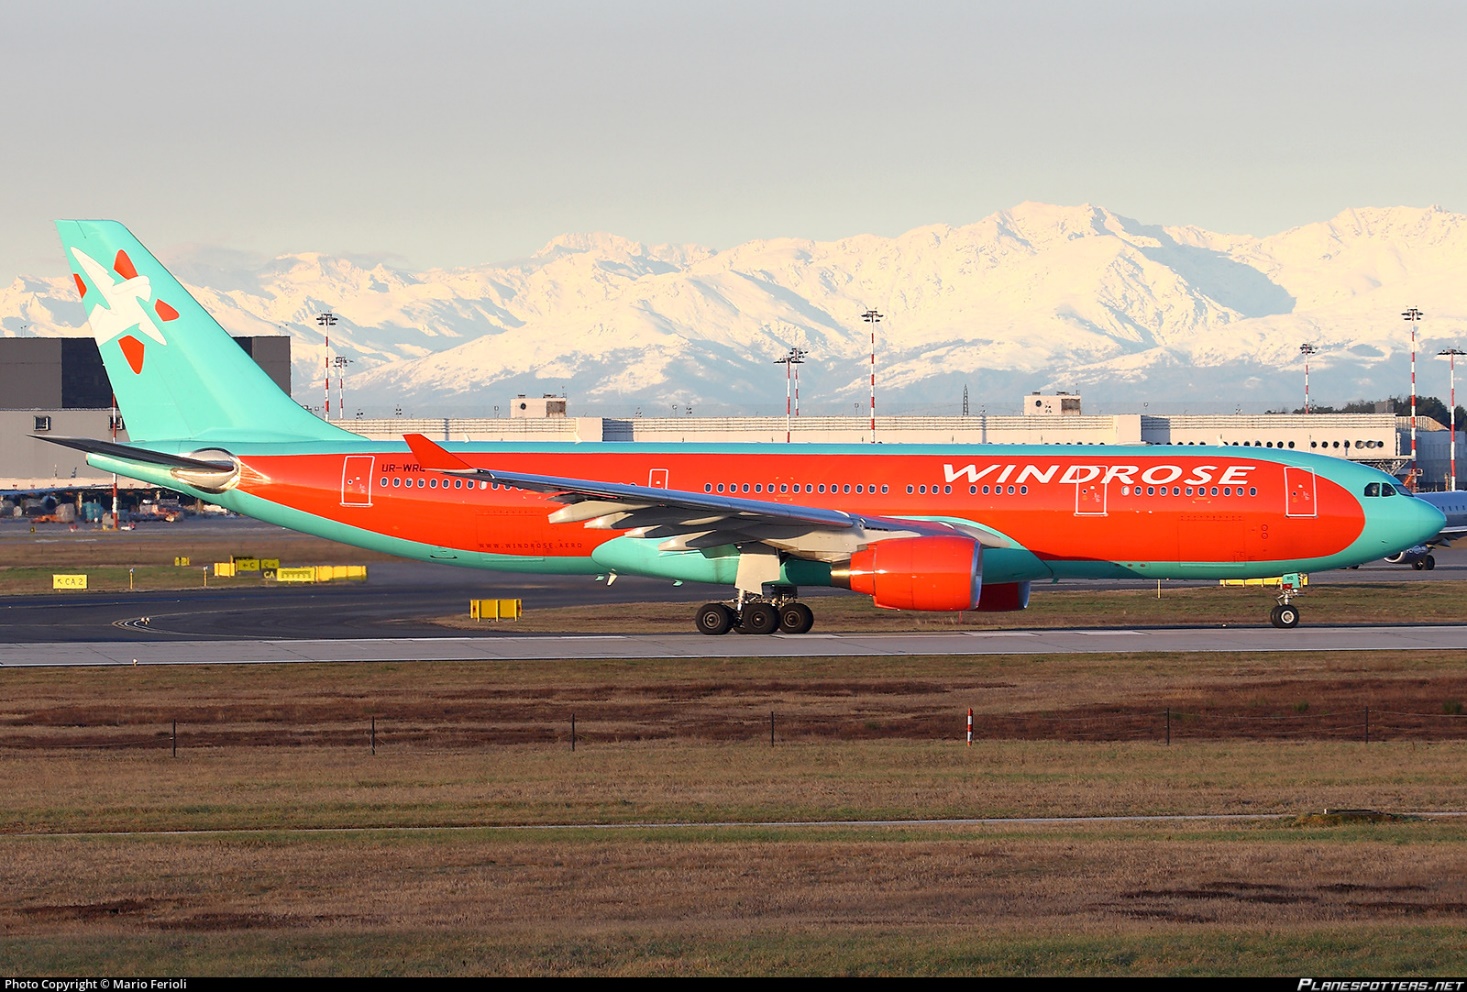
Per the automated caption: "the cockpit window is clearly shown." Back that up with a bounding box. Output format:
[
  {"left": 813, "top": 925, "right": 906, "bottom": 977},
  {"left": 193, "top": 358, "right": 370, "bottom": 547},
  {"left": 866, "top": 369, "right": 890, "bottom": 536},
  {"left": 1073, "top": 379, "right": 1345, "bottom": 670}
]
[
  {"left": 1364, "top": 482, "right": 1380, "bottom": 497},
  {"left": 1382, "top": 483, "right": 1397, "bottom": 496}
]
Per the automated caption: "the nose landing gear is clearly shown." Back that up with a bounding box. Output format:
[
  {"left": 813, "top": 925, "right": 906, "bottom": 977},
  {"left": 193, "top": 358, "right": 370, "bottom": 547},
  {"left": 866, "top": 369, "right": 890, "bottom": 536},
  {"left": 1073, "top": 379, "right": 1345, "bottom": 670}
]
[{"left": 1268, "top": 572, "right": 1304, "bottom": 629}]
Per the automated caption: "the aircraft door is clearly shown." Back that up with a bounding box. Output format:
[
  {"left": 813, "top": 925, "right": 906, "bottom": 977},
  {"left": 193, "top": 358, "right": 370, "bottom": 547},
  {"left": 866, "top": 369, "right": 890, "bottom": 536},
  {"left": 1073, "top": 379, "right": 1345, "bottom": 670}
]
[
  {"left": 341, "top": 455, "right": 374, "bottom": 507},
  {"left": 1075, "top": 479, "right": 1108, "bottom": 516},
  {"left": 1285, "top": 467, "right": 1317, "bottom": 518}
]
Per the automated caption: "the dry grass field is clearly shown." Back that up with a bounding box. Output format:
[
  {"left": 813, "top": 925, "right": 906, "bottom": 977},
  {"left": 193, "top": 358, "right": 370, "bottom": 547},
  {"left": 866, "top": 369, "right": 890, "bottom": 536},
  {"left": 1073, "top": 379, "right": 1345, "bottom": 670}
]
[
  {"left": 4, "top": 522, "right": 1467, "bottom": 974},
  {"left": 2, "top": 650, "right": 1466, "bottom": 976}
]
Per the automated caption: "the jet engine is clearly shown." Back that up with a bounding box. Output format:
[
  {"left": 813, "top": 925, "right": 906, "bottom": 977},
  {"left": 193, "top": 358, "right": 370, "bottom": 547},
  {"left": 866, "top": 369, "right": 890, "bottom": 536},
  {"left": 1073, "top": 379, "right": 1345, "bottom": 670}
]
[
  {"left": 970, "top": 580, "right": 1031, "bottom": 612},
  {"left": 831, "top": 535, "right": 982, "bottom": 611}
]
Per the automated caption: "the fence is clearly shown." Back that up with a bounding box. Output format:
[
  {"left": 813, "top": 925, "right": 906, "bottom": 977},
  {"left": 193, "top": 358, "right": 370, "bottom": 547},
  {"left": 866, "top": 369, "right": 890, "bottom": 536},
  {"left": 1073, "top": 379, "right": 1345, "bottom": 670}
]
[{"left": 2, "top": 705, "right": 1463, "bottom": 753}]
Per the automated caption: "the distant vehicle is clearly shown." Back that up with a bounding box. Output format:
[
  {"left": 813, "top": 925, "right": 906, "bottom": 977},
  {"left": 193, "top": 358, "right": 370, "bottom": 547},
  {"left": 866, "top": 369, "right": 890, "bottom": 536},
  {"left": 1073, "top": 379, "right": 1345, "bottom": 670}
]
[
  {"left": 135, "top": 498, "right": 185, "bottom": 522},
  {"left": 39, "top": 220, "right": 1445, "bottom": 632},
  {"left": 1382, "top": 490, "right": 1467, "bottom": 569}
]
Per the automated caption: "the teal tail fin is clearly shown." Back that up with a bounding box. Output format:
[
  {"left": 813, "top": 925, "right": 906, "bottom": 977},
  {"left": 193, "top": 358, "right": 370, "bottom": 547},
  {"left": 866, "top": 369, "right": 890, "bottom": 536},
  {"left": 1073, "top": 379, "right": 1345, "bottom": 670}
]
[{"left": 55, "top": 220, "right": 354, "bottom": 444}]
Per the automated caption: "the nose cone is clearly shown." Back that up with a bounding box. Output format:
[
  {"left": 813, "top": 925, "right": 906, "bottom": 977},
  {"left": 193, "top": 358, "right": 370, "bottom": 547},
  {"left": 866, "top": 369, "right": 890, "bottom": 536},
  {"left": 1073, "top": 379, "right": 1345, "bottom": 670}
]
[{"left": 1379, "top": 493, "right": 1447, "bottom": 554}]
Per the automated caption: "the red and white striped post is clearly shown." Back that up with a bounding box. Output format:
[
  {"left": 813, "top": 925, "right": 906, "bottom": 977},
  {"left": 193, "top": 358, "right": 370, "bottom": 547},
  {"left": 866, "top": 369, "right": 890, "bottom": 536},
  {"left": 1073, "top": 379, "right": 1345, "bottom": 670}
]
[
  {"left": 773, "top": 348, "right": 806, "bottom": 443},
  {"left": 1405, "top": 308, "right": 1423, "bottom": 486},
  {"left": 966, "top": 707, "right": 973, "bottom": 747},
  {"left": 1299, "top": 342, "right": 1317, "bottom": 413},
  {"left": 1441, "top": 348, "right": 1464, "bottom": 491},
  {"left": 862, "top": 309, "right": 882, "bottom": 443},
  {"left": 317, "top": 312, "right": 338, "bottom": 420}
]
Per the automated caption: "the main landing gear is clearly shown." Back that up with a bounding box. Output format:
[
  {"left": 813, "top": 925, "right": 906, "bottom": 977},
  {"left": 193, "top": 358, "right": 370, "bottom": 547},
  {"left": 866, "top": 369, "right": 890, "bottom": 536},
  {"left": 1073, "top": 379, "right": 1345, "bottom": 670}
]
[
  {"left": 694, "top": 599, "right": 814, "bottom": 635},
  {"left": 1414, "top": 555, "right": 1437, "bottom": 571}
]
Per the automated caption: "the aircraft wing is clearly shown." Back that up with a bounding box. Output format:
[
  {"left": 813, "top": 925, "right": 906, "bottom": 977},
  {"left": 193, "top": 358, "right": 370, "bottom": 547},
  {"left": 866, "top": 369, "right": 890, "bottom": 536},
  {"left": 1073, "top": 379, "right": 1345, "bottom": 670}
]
[{"left": 404, "top": 433, "right": 1012, "bottom": 558}]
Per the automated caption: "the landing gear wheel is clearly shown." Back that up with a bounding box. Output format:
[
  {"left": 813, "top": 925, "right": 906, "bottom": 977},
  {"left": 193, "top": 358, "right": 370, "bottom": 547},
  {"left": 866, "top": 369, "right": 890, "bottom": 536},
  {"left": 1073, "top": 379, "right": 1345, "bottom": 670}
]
[
  {"left": 1414, "top": 559, "right": 1427, "bottom": 570},
  {"left": 777, "top": 602, "right": 815, "bottom": 634},
  {"left": 1426, "top": 555, "right": 1437, "bottom": 570},
  {"left": 1270, "top": 603, "right": 1300, "bottom": 629},
  {"left": 695, "top": 603, "right": 736, "bottom": 635},
  {"left": 736, "top": 602, "right": 780, "bottom": 634}
]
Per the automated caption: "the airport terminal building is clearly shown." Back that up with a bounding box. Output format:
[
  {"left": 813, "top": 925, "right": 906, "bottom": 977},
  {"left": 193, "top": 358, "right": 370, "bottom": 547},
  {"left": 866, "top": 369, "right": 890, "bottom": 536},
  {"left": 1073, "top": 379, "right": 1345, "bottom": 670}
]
[
  {"left": 3, "top": 340, "right": 1463, "bottom": 495},
  {"left": 0, "top": 336, "right": 291, "bottom": 492}
]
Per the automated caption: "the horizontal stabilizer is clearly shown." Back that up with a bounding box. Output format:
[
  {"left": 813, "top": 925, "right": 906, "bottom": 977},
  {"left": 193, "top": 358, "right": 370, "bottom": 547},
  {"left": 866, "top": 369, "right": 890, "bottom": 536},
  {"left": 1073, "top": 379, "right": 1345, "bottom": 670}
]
[{"left": 36, "top": 435, "right": 235, "bottom": 472}]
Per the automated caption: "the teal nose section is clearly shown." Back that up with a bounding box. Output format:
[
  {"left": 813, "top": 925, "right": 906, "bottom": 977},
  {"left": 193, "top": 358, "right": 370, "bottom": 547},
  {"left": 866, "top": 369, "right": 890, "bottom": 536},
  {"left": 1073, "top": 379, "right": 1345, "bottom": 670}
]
[{"left": 1392, "top": 495, "right": 1447, "bottom": 551}]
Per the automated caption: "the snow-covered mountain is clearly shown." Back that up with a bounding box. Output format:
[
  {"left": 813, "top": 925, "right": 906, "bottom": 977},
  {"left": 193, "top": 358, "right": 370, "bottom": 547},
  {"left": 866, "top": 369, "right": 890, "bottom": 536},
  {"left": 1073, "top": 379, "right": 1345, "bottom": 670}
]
[{"left": 4, "top": 203, "right": 1464, "bottom": 416}]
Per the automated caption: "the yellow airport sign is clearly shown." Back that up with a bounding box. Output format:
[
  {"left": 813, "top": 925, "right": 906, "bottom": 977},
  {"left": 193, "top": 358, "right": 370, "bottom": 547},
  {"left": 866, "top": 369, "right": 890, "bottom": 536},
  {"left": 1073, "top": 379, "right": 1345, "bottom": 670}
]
[
  {"left": 52, "top": 574, "right": 88, "bottom": 590},
  {"left": 470, "top": 598, "right": 523, "bottom": 621}
]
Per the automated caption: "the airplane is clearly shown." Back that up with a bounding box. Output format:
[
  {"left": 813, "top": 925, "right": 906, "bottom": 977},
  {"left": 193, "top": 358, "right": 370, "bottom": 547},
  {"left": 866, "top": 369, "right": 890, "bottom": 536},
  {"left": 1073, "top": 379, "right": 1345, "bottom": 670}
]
[
  {"left": 40, "top": 220, "right": 1445, "bottom": 632},
  {"left": 1381, "top": 489, "right": 1467, "bottom": 569}
]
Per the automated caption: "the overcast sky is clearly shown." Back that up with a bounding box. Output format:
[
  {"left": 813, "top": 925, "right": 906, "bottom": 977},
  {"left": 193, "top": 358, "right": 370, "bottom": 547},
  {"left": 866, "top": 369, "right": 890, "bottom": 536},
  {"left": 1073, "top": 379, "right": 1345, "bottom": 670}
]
[{"left": 4, "top": 0, "right": 1465, "bottom": 282}]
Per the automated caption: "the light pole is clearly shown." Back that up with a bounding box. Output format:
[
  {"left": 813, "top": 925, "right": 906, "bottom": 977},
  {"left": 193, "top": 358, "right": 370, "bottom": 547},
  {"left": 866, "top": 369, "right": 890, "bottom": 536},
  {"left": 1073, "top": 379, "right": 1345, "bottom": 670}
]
[
  {"left": 1299, "top": 343, "right": 1318, "bottom": 413},
  {"left": 1440, "top": 348, "right": 1465, "bottom": 490},
  {"left": 862, "top": 309, "right": 882, "bottom": 443},
  {"left": 773, "top": 347, "right": 807, "bottom": 443},
  {"left": 1404, "top": 308, "right": 1424, "bottom": 485},
  {"left": 332, "top": 355, "right": 351, "bottom": 421},
  {"left": 316, "top": 312, "right": 337, "bottom": 419}
]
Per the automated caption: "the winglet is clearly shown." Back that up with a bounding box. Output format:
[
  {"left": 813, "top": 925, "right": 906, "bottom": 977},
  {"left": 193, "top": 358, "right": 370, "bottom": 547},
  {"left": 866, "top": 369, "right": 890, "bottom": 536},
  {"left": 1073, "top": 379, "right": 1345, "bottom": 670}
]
[{"left": 404, "top": 433, "right": 475, "bottom": 472}]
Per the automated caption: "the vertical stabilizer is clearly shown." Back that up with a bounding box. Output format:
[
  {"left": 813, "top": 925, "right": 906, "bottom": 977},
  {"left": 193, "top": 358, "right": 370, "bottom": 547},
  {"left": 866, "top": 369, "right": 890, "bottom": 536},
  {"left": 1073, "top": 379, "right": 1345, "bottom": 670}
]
[{"left": 55, "top": 220, "right": 354, "bottom": 444}]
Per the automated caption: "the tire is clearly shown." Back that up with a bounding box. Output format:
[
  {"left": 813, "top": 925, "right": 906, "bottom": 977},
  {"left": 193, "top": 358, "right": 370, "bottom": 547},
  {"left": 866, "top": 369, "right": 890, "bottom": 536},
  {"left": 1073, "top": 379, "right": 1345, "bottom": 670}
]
[
  {"left": 1426, "top": 555, "right": 1437, "bottom": 571},
  {"left": 1414, "top": 560, "right": 1426, "bottom": 570},
  {"left": 1273, "top": 604, "right": 1300, "bottom": 629},
  {"left": 777, "top": 602, "right": 814, "bottom": 634},
  {"left": 736, "top": 602, "right": 780, "bottom": 634},
  {"left": 695, "top": 603, "right": 734, "bottom": 635}
]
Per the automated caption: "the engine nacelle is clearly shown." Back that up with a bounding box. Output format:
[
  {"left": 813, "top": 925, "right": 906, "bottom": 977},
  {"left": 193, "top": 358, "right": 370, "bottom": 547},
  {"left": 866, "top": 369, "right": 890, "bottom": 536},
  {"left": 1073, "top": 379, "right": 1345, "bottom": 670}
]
[
  {"left": 831, "top": 535, "right": 981, "bottom": 611},
  {"left": 971, "top": 580, "right": 1031, "bottom": 612}
]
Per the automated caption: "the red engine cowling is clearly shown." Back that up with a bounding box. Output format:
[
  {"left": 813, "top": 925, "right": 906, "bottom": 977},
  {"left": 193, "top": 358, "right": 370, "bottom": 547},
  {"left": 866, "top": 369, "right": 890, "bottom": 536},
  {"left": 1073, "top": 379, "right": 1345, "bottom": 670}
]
[{"left": 832, "top": 535, "right": 981, "bottom": 611}]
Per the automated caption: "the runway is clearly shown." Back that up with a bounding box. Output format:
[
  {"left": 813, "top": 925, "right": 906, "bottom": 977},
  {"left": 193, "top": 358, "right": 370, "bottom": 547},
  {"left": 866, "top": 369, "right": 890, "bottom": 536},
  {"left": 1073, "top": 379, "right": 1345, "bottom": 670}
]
[
  {"left": 3, "top": 517, "right": 1466, "bottom": 664},
  {"left": 6, "top": 623, "right": 1467, "bottom": 667}
]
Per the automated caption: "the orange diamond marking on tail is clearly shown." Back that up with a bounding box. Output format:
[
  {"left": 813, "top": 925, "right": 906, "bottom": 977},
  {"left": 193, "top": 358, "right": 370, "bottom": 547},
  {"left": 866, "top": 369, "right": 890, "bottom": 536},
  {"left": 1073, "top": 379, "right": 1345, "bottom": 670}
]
[
  {"left": 154, "top": 299, "right": 179, "bottom": 321},
  {"left": 119, "top": 335, "right": 145, "bottom": 374},
  {"left": 113, "top": 250, "right": 137, "bottom": 280},
  {"left": 72, "top": 273, "right": 87, "bottom": 298}
]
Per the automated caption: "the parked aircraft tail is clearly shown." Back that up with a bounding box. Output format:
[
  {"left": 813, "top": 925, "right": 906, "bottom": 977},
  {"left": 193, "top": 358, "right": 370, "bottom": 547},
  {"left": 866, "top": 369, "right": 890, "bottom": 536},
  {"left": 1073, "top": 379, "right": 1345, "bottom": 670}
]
[{"left": 54, "top": 220, "right": 353, "bottom": 445}]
